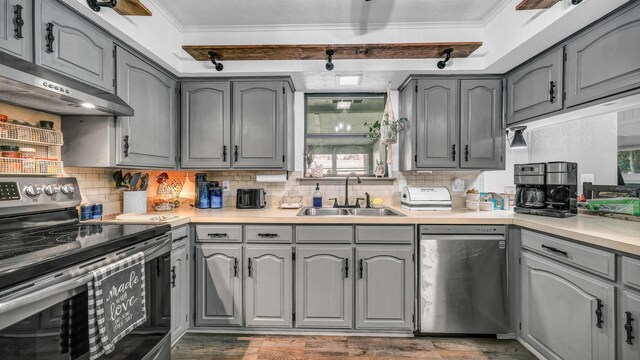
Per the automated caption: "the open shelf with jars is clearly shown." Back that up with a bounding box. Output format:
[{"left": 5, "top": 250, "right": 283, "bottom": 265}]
[{"left": 0, "top": 121, "right": 64, "bottom": 175}]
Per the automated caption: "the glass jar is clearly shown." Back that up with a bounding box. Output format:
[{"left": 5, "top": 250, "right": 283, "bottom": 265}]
[
  {"left": 210, "top": 186, "right": 223, "bottom": 209},
  {"left": 153, "top": 191, "right": 175, "bottom": 212}
]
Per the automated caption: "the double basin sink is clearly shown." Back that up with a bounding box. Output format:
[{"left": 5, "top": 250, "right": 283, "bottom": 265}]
[{"left": 297, "top": 207, "right": 406, "bottom": 217}]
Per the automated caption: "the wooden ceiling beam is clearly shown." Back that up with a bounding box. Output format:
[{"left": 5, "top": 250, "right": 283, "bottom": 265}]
[
  {"left": 114, "top": 0, "right": 152, "bottom": 16},
  {"left": 515, "top": 0, "right": 558, "bottom": 11},
  {"left": 182, "top": 42, "right": 483, "bottom": 62}
]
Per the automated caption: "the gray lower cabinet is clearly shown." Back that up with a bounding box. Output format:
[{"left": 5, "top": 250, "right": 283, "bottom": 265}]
[
  {"left": 356, "top": 246, "right": 413, "bottom": 330},
  {"left": 181, "top": 81, "right": 231, "bottom": 169},
  {"left": 506, "top": 47, "right": 564, "bottom": 125},
  {"left": 521, "top": 251, "right": 615, "bottom": 360},
  {"left": 621, "top": 290, "right": 640, "bottom": 360},
  {"left": 460, "top": 79, "right": 504, "bottom": 169},
  {"left": 35, "top": 0, "right": 114, "bottom": 92},
  {"left": 0, "top": 0, "right": 31, "bottom": 60},
  {"left": 415, "top": 79, "right": 458, "bottom": 168},
  {"left": 232, "top": 81, "right": 285, "bottom": 168},
  {"left": 195, "top": 244, "right": 243, "bottom": 327},
  {"left": 295, "top": 246, "right": 353, "bottom": 329},
  {"left": 171, "top": 243, "right": 189, "bottom": 344},
  {"left": 245, "top": 245, "right": 292, "bottom": 328},
  {"left": 566, "top": 1, "right": 640, "bottom": 108},
  {"left": 115, "top": 46, "right": 177, "bottom": 168}
]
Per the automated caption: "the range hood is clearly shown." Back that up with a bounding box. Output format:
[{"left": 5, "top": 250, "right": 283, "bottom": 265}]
[{"left": 0, "top": 52, "right": 133, "bottom": 116}]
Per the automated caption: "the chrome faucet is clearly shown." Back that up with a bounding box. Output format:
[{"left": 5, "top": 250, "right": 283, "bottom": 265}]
[{"left": 342, "top": 173, "right": 361, "bottom": 207}]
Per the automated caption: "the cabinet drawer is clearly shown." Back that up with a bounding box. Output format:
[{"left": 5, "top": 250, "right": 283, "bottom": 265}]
[
  {"left": 356, "top": 226, "right": 414, "bottom": 244},
  {"left": 195, "top": 225, "right": 242, "bottom": 243},
  {"left": 623, "top": 257, "right": 640, "bottom": 290},
  {"left": 246, "top": 225, "right": 292, "bottom": 243},
  {"left": 521, "top": 230, "right": 615, "bottom": 280},
  {"left": 171, "top": 225, "right": 189, "bottom": 248},
  {"left": 296, "top": 226, "right": 352, "bottom": 243}
]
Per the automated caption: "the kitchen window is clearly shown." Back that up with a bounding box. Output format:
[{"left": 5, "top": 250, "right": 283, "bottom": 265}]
[
  {"left": 618, "top": 108, "right": 640, "bottom": 185},
  {"left": 304, "top": 93, "right": 386, "bottom": 177}
]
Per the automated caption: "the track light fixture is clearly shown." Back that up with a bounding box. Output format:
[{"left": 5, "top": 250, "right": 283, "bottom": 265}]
[
  {"left": 508, "top": 126, "right": 528, "bottom": 149},
  {"left": 325, "top": 49, "right": 335, "bottom": 71},
  {"left": 437, "top": 48, "right": 454, "bottom": 69},
  {"left": 208, "top": 51, "right": 223, "bottom": 71},
  {"left": 86, "top": 0, "right": 117, "bottom": 12}
]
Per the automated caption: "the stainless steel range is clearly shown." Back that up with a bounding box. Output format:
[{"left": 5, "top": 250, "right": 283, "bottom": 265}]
[{"left": 0, "top": 177, "right": 171, "bottom": 360}]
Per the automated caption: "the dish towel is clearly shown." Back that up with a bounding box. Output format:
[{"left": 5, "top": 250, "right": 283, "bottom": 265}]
[{"left": 87, "top": 252, "right": 147, "bottom": 360}]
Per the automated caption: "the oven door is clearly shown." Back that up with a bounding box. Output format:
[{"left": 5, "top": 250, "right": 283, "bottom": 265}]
[{"left": 0, "top": 235, "right": 172, "bottom": 360}]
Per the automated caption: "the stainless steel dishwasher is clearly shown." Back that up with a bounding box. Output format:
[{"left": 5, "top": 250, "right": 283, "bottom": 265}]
[{"left": 419, "top": 225, "right": 508, "bottom": 334}]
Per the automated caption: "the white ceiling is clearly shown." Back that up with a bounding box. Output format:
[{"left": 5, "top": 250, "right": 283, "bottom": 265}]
[{"left": 153, "top": 0, "right": 511, "bottom": 29}]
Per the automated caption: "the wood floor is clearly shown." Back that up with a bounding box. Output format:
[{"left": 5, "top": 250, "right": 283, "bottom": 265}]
[{"left": 172, "top": 334, "right": 537, "bottom": 360}]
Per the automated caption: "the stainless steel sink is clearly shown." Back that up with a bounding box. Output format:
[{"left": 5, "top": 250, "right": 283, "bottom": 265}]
[
  {"left": 296, "top": 207, "right": 406, "bottom": 217},
  {"left": 347, "top": 208, "right": 406, "bottom": 217}
]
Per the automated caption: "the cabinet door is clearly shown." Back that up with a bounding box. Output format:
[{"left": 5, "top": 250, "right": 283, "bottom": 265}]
[
  {"left": 506, "top": 48, "right": 564, "bottom": 125},
  {"left": 181, "top": 81, "right": 231, "bottom": 169},
  {"left": 460, "top": 79, "right": 504, "bottom": 169},
  {"left": 171, "top": 245, "right": 189, "bottom": 344},
  {"left": 154, "top": 253, "right": 171, "bottom": 328},
  {"left": 295, "top": 246, "right": 353, "bottom": 329},
  {"left": 356, "top": 246, "right": 413, "bottom": 330},
  {"left": 0, "top": 0, "right": 31, "bottom": 60},
  {"left": 521, "top": 252, "right": 615, "bottom": 360},
  {"left": 415, "top": 79, "right": 458, "bottom": 168},
  {"left": 115, "top": 46, "right": 177, "bottom": 168},
  {"left": 195, "top": 245, "right": 243, "bottom": 327},
  {"left": 566, "top": 2, "right": 640, "bottom": 107},
  {"left": 35, "top": 0, "right": 114, "bottom": 92},
  {"left": 245, "top": 245, "right": 292, "bottom": 328},
  {"left": 232, "top": 81, "right": 284, "bottom": 168},
  {"left": 622, "top": 290, "right": 640, "bottom": 360}
]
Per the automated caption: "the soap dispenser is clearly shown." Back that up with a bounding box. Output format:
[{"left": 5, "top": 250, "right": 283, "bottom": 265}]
[{"left": 313, "top": 183, "right": 323, "bottom": 208}]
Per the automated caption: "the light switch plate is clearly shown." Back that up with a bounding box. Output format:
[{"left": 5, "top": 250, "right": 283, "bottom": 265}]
[
  {"left": 222, "top": 180, "right": 230, "bottom": 192},
  {"left": 452, "top": 178, "right": 465, "bottom": 192}
]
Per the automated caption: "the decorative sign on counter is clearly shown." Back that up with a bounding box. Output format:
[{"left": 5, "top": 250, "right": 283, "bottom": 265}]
[{"left": 88, "top": 252, "right": 147, "bottom": 359}]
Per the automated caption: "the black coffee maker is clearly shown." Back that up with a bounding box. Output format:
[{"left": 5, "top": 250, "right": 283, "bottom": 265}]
[
  {"left": 514, "top": 163, "right": 547, "bottom": 213},
  {"left": 545, "top": 161, "right": 578, "bottom": 217},
  {"left": 514, "top": 162, "right": 578, "bottom": 218}
]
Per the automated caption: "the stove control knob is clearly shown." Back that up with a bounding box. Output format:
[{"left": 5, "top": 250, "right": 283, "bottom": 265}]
[
  {"left": 61, "top": 184, "right": 75, "bottom": 195},
  {"left": 44, "top": 184, "right": 60, "bottom": 195},
  {"left": 24, "top": 185, "right": 43, "bottom": 197}
]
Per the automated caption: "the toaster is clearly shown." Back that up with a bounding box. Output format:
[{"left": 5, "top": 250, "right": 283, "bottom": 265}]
[{"left": 236, "top": 189, "right": 267, "bottom": 209}]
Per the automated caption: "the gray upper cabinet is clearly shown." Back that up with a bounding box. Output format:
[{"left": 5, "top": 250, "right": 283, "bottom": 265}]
[
  {"left": 0, "top": 0, "right": 31, "bottom": 61},
  {"left": 115, "top": 46, "right": 177, "bottom": 168},
  {"left": 415, "top": 79, "right": 458, "bottom": 168},
  {"left": 521, "top": 252, "right": 615, "bottom": 360},
  {"left": 181, "top": 81, "right": 231, "bottom": 169},
  {"left": 195, "top": 244, "right": 243, "bottom": 327},
  {"left": 566, "top": 2, "right": 640, "bottom": 108},
  {"left": 245, "top": 245, "right": 292, "bottom": 328},
  {"left": 295, "top": 246, "right": 353, "bottom": 329},
  {"left": 35, "top": 0, "right": 114, "bottom": 92},
  {"left": 356, "top": 246, "right": 413, "bottom": 330},
  {"left": 460, "top": 79, "right": 504, "bottom": 169},
  {"left": 621, "top": 290, "right": 640, "bottom": 360},
  {"left": 232, "top": 81, "right": 285, "bottom": 168},
  {"left": 506, "top": 47, "right": 564, "bottom": 125}
]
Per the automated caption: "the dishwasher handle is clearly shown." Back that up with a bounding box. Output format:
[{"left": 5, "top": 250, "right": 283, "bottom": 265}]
[{"left": 420, "top": 234, "right": 506, "bottom": 241}]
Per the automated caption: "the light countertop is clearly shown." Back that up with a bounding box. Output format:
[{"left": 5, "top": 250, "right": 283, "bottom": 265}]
[{"left": 92, "top": 206, "right": 640, "bottom": 256}]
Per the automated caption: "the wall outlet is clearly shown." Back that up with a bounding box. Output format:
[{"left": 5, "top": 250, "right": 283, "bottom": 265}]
[
  {"left": 452, "top": 178, "right": 465, "bottom": 192},
  {"left": 222, "top": 180, "right": 230, "bottom": 192},
  {"left": 581, "top": 174, "right": 595, "bottom": 185}
]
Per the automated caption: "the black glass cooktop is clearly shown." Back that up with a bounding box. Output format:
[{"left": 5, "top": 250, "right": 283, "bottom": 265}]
[{"left": 0, "top": 222, "right": 170, "bottom": 290}]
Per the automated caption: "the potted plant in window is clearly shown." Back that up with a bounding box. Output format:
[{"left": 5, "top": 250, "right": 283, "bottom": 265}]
[{"left": 364, "top": 114, "right": 408, "bottom": 164}]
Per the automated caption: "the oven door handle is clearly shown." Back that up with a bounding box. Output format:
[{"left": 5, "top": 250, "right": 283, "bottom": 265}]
[{"left": 0, "top": 234, "right": 171, "bottom": 331}]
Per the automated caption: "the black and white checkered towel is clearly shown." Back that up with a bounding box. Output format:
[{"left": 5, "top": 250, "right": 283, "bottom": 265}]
[{"left": 87, "top": 252, "right": 146, "bottom": 360}]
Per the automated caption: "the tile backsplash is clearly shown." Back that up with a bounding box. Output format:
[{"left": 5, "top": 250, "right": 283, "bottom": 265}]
[{"left": 63, "top": 167, "right": 482, "bottom": 217}]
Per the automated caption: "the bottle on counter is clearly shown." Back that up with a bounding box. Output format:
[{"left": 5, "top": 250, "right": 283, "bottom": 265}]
[
  {"left": 210, "top": 184, "right": 223, "bottom": 209},
  {"left": 313, "top": 183, "right": 322, "bottom": 208}
]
